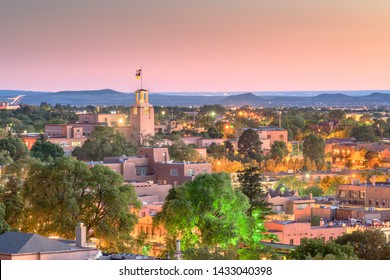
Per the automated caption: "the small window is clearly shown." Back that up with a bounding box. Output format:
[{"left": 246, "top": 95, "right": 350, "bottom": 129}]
[
  {"left": 170, "top": 169, "right": 178, "bottom": 176},
  {"left": 290, "top": 239, "right": 294, "bottom": 245}
]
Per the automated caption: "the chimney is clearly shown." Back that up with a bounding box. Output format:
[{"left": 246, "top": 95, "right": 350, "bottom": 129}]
[
  {"left": 173, "top": 239, "right": 182, "bottom": 260},
  {"left": 371, "top": 176, "right": 376, "bottom": 187},
  {"left": 76, "top": 222, "right": 87, "bottom": 247}
]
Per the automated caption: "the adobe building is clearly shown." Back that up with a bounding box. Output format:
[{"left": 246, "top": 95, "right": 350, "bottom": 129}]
[
  {"left": 265, "top": 220, "right": 346, "bottom": 245},
  {"left": 128, "top": 89, "right": 155, "bottom": 140},
  {"left": 44, "top": 124, "right": 87, "bottom": 155},
  {"left": 337, "top": 179, "right": 390, "bottom": 208},
  {"left": 266, "top": 185, "right": 315, "bottom": 221},
  {"left": 94, "top": 147, "right": 212, "bottom": 186}
]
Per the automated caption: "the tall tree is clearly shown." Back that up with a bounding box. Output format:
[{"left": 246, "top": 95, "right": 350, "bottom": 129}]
[
  {"left": 237, "top": 165, "right": 272, "bottom": 243},
  {"left": 30, "top": 139, "right": 64, "bottom": 161},
  {"left": 0, "top": 203, "right": 10, "bottom": 234},
  {"left": 351, "top": 125, "right": 378, "bottom": 142},
  {"left": 0, "top": 136, "right": 29, "bottom": 161},
  {"left": 155, "top": 173, "right": 251, "bottom": 249},
  {"left": 302, "top": 133, "right": 325, "bottom": 163},
  {"left": 22, "top": 157, "right": 140, "bottom": 251},
  {"left": 269, "top": 141, "right": 288, "bottom": 163},
  {"left": 238, "top": 129, "right": 263, "bottom": 162},
  {"left": 72, "top": 126, "right": 137, "bottom": 161}
]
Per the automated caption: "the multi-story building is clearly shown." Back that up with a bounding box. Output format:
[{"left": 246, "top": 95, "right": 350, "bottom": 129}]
[
  {"left": 337, "top": 179, "right": 390, "bottom": 208},
  {"left": 265, "top": 220, "right": 346, "bottom": 245},
  {"left": 44, "top": 124, "right": 87, "bottom": 156},
  {"left": 94, "top": 147, "right": 212, "bottom": 186}
]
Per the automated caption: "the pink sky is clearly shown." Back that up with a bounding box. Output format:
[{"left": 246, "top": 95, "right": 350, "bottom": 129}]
[{"left": 1, "top": 0, "right": 390, "bottom": 92}]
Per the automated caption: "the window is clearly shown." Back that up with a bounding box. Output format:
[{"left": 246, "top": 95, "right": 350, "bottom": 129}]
[
  {"left": 202, "top": 168, "right": 208, "bottom": 173},
  {"left": 267, "top": 135, "right": 271, "bottom": 139},
  {"left": 296, "top": 204, "right": 308, "bottom": 210},
  {"left": 359, "top": 191, "right": 365, "bottom": 199},
  {"left": 339, "top": 190, "right": 346, "bottom": 198},
  {"left": 279, "top": 135, "right": 284, "bottom": 140},
  {"left": 188, "top": 169, "right": 195, "bottom": 176},
  {"left": 170, "top": 169, "right": 178, "bottom": 176},
  {"left": 144, "top": 107, "right": 150, "bottom": 115},
  {"left": 369, "top": 199, "right": 372, "bottom": 206},
  {"left": 133, "top": 107, "right": 138, "bottom": 115},
  {"left": 136, "top": 167, "right": 147, "bottom": 176},
  {"left": 290, "top": 239, "right": 294, "bottom": 245},
  {"left": 349, "top": 190, "right": 358, "bottom": 198}
]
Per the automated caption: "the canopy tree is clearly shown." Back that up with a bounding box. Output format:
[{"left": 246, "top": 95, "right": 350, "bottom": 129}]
[
  {"left": 335, "top": 229, "right": 390, "bottom": 260},
  {"left": 30, "top": 139, "right": 64, "bottom": 162},
  {"left": 288, "top": 238, "right": 357, "bottom": 260},
  {"left": 155, "top": 172, "right": 251, "bottom": 249},
  {"left": 21, "top": 157, "right": 141, "bottom": 252},
  {"left": 72, "top": 126, "right": 137, "bottom": 161},
  {"left": 238, "top": 129, "right": 263, "bottom": 162}
]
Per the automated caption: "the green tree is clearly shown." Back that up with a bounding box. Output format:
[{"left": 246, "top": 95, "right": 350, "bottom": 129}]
[
  {"left": 269, "top": 141, "right": 288, "bottom": 162},
  {"left": 351, "top": 125, "right": 378, "bottom": 142},
  {"left": 288, "top": 238, "right": 358, "bottom": 260},
  {"left": 155, "top": 173, "right": 251, "bottom": 249},
  {"left": 302, "top": 134, "right": 325, "bottom": 163},
  {"left": 30, "top": 139, "right": 64, "bottom": 162},
  {"left": 237, "top": 166, "right": 271, "bottom": 217},
  {"left": 0, "top": 159, "right": 31, "bottom": 229},
  {"left": 0, "top": 137, "right": 29, "bottom": 161},
  {"left": 169, "top": 140, "right": 200, "bottom": 162},
  {"left": 0, "top": 203, "right": 10, "bottom": 234},
  {"left": 238, "top": 129, "right": 262, "bottom": 162},
  {"left": 335, "top": 229, "right": 390, "bottom": 260},
  {"left": 72, "top": 126, "right": 137, "bottom": 161},
  {"left": 22, "top": 157, "right": 140, "bottom": 251}
]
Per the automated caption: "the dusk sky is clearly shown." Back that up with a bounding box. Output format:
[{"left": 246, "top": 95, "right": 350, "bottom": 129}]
[{"left": 1, "top": 0, "right": 390, "bottom": 92}]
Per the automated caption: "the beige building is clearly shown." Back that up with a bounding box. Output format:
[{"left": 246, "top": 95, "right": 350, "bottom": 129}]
[{"left": 92, "top": 147, "right": 212, "bottom": 186}]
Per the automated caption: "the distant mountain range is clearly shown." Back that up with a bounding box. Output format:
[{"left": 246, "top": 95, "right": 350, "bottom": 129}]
[{"left": 1, "top": 89, "right": 390, "bottom": 107}]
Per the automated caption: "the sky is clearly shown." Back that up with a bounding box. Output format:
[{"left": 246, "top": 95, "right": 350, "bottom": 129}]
[{"left": 1, "top": 0, "right": 390, "bottom": 93}]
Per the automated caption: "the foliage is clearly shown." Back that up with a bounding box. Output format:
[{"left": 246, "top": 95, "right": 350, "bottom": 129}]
[
  {"left": 238, "top": 129, "right": 263, "bottom": 162},
  {"left": 269, "top": 141, "right": 289, "bottom": 163},
  {"left": 72, "top": 126, "right": 137, "bottom": 161},
  {"left": 30, "top": 139, "right": 64, "bottom": 162},
  {"left": 211, "top": 157, "right": 243, "bottom": 173},
  {"left": 20, "top": 157, "right": 140, "bottom": 251},
  {"left": 0, "top": 203, "right": 10, "bottom": 234},
  {"left": 302, "top": 133, "right": 325, "bottom": 163},
  {"left": 183, "top": 246, "right": 239, "bottom": 260},
  {"left": 155, "top": 173, "right": 251, "bottom": 249},
  {"left": 310, "top": 215, "right": 321, "bottom": 226},
  {"left": 0, "top": 136, "right": 29, "bottom": 161},
  {"left": 351, "top": 125, "right": 378, "bottom": 142},
  {"left": 319, "top": 176, "right": 345, "bottom": 195},
  {"left": 168, "top": 140, "right": 200, "bottom": 162},
  {"left": 288, "top": 238, "right": 358, "bottom": 260},
  {"left": 299, "top": 185, "right": 324, "bottom": 197},
  {"left": 206, "top": 142, "right": 226, "bottom": 159},
  {"left": 0, "top": 159, "right": 31, "bottom": 229},
  {"left": 237, "top": 166, "right": 271, "bottom": 216},
  {"left": 335, "top": 229, "right": 390, "bottom": 260},
  {"left": 277, "top": 176, "right": 307, "bottom": 192}
]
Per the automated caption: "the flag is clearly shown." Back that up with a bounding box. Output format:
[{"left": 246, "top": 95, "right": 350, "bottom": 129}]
[{"left": 135, "top": 68, "right": 142, "bottom": 79}]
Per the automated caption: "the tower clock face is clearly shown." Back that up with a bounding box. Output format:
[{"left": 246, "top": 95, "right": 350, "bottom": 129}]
[{"left": 144, "top": 107, "right": 150, "bottom": 115}]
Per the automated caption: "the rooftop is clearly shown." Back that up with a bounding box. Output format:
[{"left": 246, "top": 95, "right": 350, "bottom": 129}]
[{"left": 0, "top": 232, "right": 73, "bottom": 254}]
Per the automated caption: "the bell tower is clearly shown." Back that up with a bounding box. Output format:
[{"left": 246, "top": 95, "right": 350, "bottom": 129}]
[{"left": 130, "top": 89, "right": 155, "bottom": 141}]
